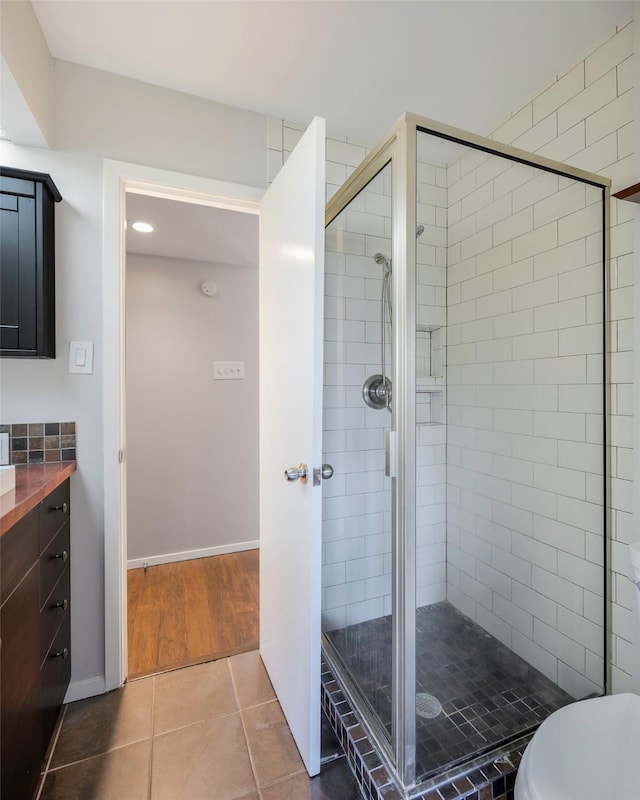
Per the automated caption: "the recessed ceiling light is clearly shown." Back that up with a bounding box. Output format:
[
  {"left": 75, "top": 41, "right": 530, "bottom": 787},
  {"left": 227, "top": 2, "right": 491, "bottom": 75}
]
[{"left": 131, "top": 221, "right": 154, "bottom": 233}]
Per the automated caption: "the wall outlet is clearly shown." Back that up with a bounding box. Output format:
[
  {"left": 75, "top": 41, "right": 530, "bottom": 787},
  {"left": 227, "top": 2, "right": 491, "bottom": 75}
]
[
  {"left": 0, "top": 432, "right": 9, "bottom": 465},
  {"left": 213, "top": 361, "right": 245, "bottom": 380}
]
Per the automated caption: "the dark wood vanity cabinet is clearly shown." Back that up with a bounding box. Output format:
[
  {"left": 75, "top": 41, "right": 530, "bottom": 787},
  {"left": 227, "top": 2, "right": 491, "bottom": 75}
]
[
  {"left": 0, "top": 166, "right": 62, "bottom": 358},
  {"left": 1, "top": 479, "right": 71, "bottom": 799}
]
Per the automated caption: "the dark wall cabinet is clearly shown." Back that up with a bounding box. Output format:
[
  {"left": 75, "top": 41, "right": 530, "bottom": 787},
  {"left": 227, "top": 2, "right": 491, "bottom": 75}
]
[
  {"left": 0, "top": 480, "right": 71, "bottom": 799},
  {"left": 0, "top": 167, "right": 62, "bottom": 358}
]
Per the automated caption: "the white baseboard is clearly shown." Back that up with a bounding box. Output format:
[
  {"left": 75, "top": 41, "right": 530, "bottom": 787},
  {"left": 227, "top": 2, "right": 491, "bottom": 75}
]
[
  {"left": 64, "top": 675, "right": 107, "bottom": 703},
  {"left": 127, "top": 540, "right": 260, "bottom": 570}
]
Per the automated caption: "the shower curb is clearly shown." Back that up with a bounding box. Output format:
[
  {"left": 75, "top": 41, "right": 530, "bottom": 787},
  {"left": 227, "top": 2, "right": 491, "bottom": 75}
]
[{"left": 321, "top": 656, "right": 528, "bottom": 800}]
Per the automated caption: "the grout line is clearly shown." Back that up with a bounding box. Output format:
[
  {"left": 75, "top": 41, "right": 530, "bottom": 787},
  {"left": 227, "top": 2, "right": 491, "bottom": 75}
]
[
  {"left": 229, "top": 656, "right": 262, "bottom": 796},
  {"left": 35, "top": 704, "right": 68, "bottom": 798},
  {"left": 46, "top": 737, "right": 154, "bottom": 772},
  {"left": 153, "top": 707, "right": 244, "bottom": 738}
]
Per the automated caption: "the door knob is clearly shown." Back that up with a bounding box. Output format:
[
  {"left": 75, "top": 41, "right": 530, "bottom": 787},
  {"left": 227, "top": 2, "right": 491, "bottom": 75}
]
[
  {"left": 313, "top": 464, "right": 334, "bottom": 485},
  {"left": 284, "top": 464, "right": 308, "bottom": 484}
]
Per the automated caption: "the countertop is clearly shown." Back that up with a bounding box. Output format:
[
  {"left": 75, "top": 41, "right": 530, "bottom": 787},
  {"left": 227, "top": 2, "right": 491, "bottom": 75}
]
[{"left": 0, "top": 462, "right": 77, "bottom": 536}]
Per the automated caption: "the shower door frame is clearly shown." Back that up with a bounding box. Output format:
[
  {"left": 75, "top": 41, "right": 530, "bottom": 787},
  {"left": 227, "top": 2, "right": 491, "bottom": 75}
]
[{"left": 323, "top": 111, "right": 612, "bottom": 793}]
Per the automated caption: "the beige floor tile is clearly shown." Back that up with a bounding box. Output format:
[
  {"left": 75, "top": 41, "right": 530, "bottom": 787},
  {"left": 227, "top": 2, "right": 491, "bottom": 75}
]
[
  {"left": 260, "top": 758, "right": 362, "bottom": 800},
  {"left": 260, "top": 773, "right": 313, "bottom": 800},
  {"left": 151, "top": 713, "right": 255, "bottom": 800},
  {"left": 242, "top": 700, "right": 305, "bottom": 787},
  {"left": 40, "top": 741, "right": 150, "bottom": 800},
  {"left": 51, "top": 678, "right": 154, "bottom": 768},
  {"left": 153, "top": 659, "right": 238, "bottom": 734},
  {"left": 229, "top": 650, "right": 275, "bottom": 708}
]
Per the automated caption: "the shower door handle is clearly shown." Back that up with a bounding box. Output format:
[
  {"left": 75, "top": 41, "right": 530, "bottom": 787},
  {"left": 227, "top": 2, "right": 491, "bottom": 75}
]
[{"left": 385, "top": 431, "right": 396, "bottom": 478}]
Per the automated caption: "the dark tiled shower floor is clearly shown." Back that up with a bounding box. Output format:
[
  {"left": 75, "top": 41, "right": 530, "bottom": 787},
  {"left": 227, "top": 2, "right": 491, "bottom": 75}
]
[{"left": 327, "top": 601, "right": 573, "bottom": 781}]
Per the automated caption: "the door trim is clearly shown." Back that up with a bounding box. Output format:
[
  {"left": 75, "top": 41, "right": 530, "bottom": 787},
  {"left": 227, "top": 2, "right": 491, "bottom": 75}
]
[{"left": 102, "top": 159, "right": 262, "bottom": 691}]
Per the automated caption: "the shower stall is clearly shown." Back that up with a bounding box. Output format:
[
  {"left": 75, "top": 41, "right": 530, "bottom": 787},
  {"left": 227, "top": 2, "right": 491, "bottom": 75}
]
[{"left": 320, "top": 114, "right": 610, "bottom": 795}]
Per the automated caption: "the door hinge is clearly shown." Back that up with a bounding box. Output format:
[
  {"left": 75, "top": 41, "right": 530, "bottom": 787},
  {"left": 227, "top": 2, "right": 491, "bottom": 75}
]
[{"left": 118, "top": 448, "right": 125, "bottom": 463}]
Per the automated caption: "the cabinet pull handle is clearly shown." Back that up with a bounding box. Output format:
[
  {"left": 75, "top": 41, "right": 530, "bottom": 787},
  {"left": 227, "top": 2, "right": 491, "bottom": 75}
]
[
  {"left": 51, "top": 648, "right": 69, "bottom": 660},
  {"left": 51, "top": 502, "right": 68, "bottom": 513},
  {"left": 52, "top": 598, "right": 69, "bottom": 611},
  {"left": 52, "top": 550, "right": 69, "bottom": 562}
]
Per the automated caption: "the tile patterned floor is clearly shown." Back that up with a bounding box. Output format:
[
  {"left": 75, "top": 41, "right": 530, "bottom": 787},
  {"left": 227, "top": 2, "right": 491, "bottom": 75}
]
[
  {"left": 327, "top": 601, "right": 573, "bottom": 781},
  {"left": 37, "top": 651, "right": 363, "bottom": 800}
]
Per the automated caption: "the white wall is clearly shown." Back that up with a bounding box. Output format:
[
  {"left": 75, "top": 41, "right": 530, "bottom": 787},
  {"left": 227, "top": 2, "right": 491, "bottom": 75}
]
[
  {"left": 0, "top": 59, "right": 267, "bottom": 695},
  {"left": 0, "top": 0, "right": 54, "bottom": 146},
  {"left": 125, "top": 253, "right": 258, "bottom": 566}
]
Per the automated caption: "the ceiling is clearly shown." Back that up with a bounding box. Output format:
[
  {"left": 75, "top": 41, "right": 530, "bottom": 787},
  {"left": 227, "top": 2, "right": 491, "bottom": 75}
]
[
  {"left": 36, "top": 1, "right": 630, "bottom": 265},
  {"left": 32, "top": 0, "right": 631, "bottom": 145},
  {"left": 125, "top": 192, "right": 259, "bottom": 266}
]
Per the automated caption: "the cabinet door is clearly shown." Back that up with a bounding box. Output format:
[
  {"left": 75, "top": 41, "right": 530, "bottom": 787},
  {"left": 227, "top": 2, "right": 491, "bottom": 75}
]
[
  {"left": 0, "top": 193, "right": 37, "bottom": 353},
  {"left": 1, "top": 563, "right": 42, "bottom": 800}
]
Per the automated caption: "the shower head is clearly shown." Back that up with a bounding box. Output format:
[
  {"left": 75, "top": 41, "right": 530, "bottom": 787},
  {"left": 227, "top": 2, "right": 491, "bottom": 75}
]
[
  {"left": 374, "top": 226, "right": 423, "bottom": 271},
  {"left": 374, "top": 252, "right": 392, "bottom": 273}
]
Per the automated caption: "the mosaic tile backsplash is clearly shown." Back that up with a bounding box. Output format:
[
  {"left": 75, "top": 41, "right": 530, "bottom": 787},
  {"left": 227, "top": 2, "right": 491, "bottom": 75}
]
[{"left": 1, "top": 422, "right": 77, "bottom": 464}]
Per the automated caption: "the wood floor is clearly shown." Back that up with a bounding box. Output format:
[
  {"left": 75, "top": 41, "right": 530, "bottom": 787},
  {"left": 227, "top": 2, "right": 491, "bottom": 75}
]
[{"left": 127, "top": 550, "right": 259, "bottom": 679}]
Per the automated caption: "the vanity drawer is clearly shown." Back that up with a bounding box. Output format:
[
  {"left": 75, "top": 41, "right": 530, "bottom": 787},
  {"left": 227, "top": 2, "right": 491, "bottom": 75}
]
[
  {"left": 0, "top": 507, "right": 38, "bottom": 606},
  {"left": 41, "top": 611, "right": 71, "bottom": 754},
  {"left": 39, "top": 479, "right": 70, "bottom": 553},
  {"left": 40, "top": 521, "right": 70, "bottom": 609},
  {"left": 40, "top": 566, "right": 70, "bottom": 664}
]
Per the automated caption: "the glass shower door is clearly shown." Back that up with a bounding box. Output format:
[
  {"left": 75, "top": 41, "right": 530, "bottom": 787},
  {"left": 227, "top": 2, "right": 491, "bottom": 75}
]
[{"left": 321, "top": 162, "right": 395, "bottom": 745}]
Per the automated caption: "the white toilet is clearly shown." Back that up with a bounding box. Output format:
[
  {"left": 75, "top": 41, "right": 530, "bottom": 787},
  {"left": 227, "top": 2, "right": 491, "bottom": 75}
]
[{"left": 515, "top": 541, "right": 640, "bottom": 800}]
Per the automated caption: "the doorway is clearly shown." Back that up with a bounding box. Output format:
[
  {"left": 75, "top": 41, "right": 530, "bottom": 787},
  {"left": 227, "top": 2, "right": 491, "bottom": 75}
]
[
  {"left": 123, "top": 191, "right": 260, "bottom": 678},
  {"left": 102, "top": 160, "right": 264, "bottom": 690},
  {"left": 104, "top": 120, "right": 327, "bottom": 775}
]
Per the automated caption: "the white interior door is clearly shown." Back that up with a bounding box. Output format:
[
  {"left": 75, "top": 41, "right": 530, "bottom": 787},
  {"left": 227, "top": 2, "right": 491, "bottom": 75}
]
[{"left": 259, "top": 116, "right": 326, "bottom": 777}]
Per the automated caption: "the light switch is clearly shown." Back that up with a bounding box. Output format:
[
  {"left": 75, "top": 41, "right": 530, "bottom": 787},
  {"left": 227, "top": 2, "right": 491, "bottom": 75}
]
[{"left": 69, "top": 341, "right": 94, "bottom": 374}]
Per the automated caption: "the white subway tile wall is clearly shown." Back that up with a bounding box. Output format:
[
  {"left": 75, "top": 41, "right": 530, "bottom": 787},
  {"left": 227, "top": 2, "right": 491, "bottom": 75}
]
[
  {"left": 266, "top": 15, "right": 634, "bottom": 696},
  {"left": 415, "top": 155, "right": 448, "bottom": 605},
  {"left": 485, "top": 20, "right": 633, "bottom": 694},
  {"left": 444, "top": 142, "right": 607, "bottom": 698},
  {"left": 323, "top": 163, "right": 394, "bottom": 632}
]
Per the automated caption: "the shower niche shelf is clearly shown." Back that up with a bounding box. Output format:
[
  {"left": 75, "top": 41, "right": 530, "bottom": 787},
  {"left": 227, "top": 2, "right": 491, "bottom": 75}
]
[
  {"left": 416, "top": 390, "right": 443, "bottom": 425},
  {"left": 416, "top": 325, "right": 444, "bottom": 424},
  {"left": 416, "top": 325, "right": 443, "bottom": 381}
]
